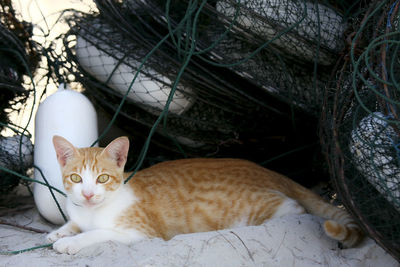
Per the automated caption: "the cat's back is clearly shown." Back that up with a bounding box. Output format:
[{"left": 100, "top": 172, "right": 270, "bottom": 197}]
[
  {"left": 127, "top": 158, "right": 294, "bottom": 192},
  {"left": 145, "top": 158, "right": 260, "bottom": 174},
  {"left": 121, "top": 158, "right": 302, "bottom": 239}
]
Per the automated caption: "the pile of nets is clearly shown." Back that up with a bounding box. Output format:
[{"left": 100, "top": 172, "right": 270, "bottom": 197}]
[
  {"left": 320, "top": 0, "right": 400, "bottom": 260},
  {"left": 113, "top": 0, "right": 348, "bottom": 115},
  {"left": 0, "top": 0, "right": 38, "bottom": 193},
  {"left": 45, "top": 0, "right": 355, "bottom": 185}
]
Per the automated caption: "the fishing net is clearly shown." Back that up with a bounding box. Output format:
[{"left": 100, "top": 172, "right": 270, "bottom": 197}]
[
  {"left": 0, "top": 135, "right": 33, "bottom": 193},
  {"left": 320, "top": 0, "right": 400, "bottom": 260},
  {"left": 128, "top": 0, "right": 348, "bottom": 115},
  {"left": 0, "top": 0, "right": 38, "bottom": 193},
  {"left": 0, "top": 0, "right": 38, "bottom": 130},
  {"left": 45, "top": 0, "right": 334, "bottom": 185},
  {"left": 4, "top": 0, "right": 400, "bottom": 258}
]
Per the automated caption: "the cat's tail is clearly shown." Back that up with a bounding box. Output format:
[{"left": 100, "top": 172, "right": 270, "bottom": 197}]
[{"left": 291, "top": 186, "right": 363, "bottom": 248}]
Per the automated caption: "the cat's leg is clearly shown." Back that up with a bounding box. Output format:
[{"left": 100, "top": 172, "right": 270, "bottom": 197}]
[
  {"left": 47, "top": 221, "right": 81, "bottom": 243},
  {"left": 270, "top": 193, "right": 306, "bottom": 219},
  {"left": 52, "top": 228, "right": 147, "bottom": 254}
]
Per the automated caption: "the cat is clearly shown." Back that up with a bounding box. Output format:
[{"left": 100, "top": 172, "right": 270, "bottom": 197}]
[{"left": 47, "top": 135, "right": 363, "bottom": 254}]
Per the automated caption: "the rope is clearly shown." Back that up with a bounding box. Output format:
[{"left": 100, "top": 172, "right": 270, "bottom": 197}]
[
  {"left": 125, "top": 0, "right": 209, "bottom": 182},
  {"left": 0, "top": 244, "right": 53, "bottom": 255}
]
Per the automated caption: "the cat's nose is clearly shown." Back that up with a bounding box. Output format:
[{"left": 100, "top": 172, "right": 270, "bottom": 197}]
[{"left": 82, "top": 191, "right": 94, "bottom": 200}]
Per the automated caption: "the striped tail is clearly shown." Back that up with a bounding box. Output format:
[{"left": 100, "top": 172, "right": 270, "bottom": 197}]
[{"left": 292, "top": 187, "right": 363, "bottom": 247}]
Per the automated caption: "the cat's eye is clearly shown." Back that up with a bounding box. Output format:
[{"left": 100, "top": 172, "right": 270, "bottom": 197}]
[
  {"left": 97, "top": 174, "right": 110, "bottom": 184},
  {"left": 70, "top": 174, "right": 82, "bottom": 183}
]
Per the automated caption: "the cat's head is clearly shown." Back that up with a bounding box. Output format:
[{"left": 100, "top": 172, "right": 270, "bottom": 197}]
[{"left": 53, "top": 135, "right": 129, "bottom": 208}]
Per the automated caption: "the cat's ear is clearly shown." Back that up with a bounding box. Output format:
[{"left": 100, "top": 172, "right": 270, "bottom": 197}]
[
  {"left": 53, "top": 135, "right": 78, "bottom": 167},
  {"left": 101, "top": 136, "right": 129, "bottom": 168}
]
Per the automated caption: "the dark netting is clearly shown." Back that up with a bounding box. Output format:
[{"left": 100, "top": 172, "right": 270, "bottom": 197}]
[
  {"left": 45, "top": 0, "right": 332, "bottom": 186},
  {"left": 0, "top": 0, "right": 38, "bottom": 131},
  {"left": 0, "top": 135, "right": 33, "bottom": 193},
  {"left": 321, "top": 0, "right": 400, "bottom": 261},
  {"left": 0, "top": 0, "right": 37, "bottom": 193},
  {"left": 137, "top": 0, "right": 348, "bottom": 115}
]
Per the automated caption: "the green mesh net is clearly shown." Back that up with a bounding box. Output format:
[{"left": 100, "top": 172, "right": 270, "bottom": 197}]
[
  {"left": 137, "top": 0, "right": 347, "bottom": 115},
  {"left": 3, "top": 0, "right": 400, "bottom": 259},
  {"left": 0, "top": 0, "right": 37, "bottom": 193},
  {"left": 321, "top": 0, "right": 400, "bottom": 260},
  {"left": 41, "top": 0, "right": 355, "bottom": 186}
]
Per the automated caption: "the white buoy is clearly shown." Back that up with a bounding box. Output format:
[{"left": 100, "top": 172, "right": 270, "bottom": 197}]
[
  {"left": 0, "top": 135, "right": 33, "bottom": 170},
  {"left": 349, "top": 112, "right": 400, "bottom": 212},
  {"left": 216, "top": 0, "right": 346, "bottom": 65},
  {"left": 33, "top": 84, "right": 98, "bottom": 224},
  {"left": 75, "top": 34, "right": 194, "bottom": 115}
]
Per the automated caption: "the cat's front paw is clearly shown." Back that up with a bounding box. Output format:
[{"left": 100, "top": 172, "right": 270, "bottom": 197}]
[
  {"left": 47, "top": 222, "right": 79, "bottom": 243},
  {"left": 47, "top": 229, "right": 73, "bottom": 243},
  {"left": 53, "top": 236, "right": 82, "bottom": 255}
]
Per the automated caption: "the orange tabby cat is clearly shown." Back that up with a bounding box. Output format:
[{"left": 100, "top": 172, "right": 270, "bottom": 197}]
[{"left": 47, "top": 135, "right": 363, "bottom": 254}]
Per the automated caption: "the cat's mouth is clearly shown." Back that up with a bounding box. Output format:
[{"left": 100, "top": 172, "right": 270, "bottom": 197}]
[
  {"left": 84, "top": 198, "right": 104, "bottom": 207},
  {"left": 72, "top": 198, "right": 104, "bottom": 207}
]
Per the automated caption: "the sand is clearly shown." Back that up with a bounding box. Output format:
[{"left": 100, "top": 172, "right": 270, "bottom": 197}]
[{"left": 0, "top": 188, "right": 398, "bottom": 267}]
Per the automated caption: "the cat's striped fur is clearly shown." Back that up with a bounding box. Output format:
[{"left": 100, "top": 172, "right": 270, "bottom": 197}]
[{"left": 47, "top": 135, "right": 363, "bottom": 254}]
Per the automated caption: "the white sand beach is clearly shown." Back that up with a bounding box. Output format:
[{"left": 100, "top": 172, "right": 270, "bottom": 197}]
[{"left": 0, "top": 186, "right": 398, "bottom": 267}]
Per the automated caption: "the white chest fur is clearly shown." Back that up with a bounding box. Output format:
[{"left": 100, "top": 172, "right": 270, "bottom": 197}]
[{"left": 66, "top": 185, "right": 137, "bottom": 232}]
